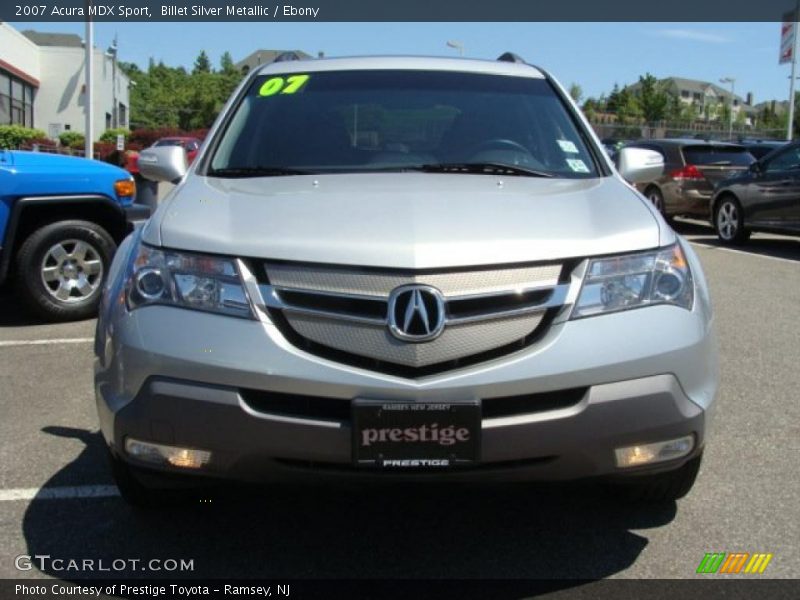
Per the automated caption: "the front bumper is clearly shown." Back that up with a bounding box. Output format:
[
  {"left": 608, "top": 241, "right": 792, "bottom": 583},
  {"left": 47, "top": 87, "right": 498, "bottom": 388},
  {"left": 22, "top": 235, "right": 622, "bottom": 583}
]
[
  {"left": 99, "top": 372, "right": 705, "bottom": 483},
  {"left": 123, "top": 203, "right": 151, "bottom": 230},
  {"left": 95, "top": 294, "right": 717, "bottom": 482}
]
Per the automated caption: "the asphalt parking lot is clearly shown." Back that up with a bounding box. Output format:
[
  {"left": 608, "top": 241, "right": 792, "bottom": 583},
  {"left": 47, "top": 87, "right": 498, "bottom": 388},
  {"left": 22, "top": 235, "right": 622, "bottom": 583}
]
[{"left": 0, "top": 220, "right": 797, "bottom": 585}]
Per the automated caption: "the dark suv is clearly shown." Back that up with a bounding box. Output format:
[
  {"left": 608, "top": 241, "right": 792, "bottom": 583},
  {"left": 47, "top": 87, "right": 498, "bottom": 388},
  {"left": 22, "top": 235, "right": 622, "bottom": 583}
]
[{"left": 624, "top": 139, "right": 755, "bottom": 220}]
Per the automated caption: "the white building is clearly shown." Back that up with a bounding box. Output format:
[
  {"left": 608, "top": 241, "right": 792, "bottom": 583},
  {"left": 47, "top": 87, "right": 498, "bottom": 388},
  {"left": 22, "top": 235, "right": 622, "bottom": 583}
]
[{"left": 0, "top": 22, "right": 130, "bottom": 140}]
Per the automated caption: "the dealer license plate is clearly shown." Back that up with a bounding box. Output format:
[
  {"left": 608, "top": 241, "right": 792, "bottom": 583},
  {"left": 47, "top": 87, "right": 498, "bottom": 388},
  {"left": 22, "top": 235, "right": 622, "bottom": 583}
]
[{"left": 352, "top": 400, "right": 481, "bottom": 468}]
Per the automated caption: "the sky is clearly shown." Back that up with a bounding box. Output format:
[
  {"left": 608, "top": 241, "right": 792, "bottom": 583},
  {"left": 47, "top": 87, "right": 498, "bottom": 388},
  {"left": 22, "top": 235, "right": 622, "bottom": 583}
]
[{"left": 11, "top": 21, "right": 794, "bottom": 105}]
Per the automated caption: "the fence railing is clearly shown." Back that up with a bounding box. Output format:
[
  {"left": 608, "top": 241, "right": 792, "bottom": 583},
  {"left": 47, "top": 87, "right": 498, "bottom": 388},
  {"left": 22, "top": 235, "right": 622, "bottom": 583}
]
[{"left": 591, "top": 122, "right": 786, "bottom": 142}]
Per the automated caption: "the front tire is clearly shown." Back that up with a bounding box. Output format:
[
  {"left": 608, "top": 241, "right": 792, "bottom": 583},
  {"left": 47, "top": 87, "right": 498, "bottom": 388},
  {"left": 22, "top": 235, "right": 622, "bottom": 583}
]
[
  {"left": 14, "top": 220, "right": 116, "bottom": 321},
  {"left": 714, "top": 196, "right": 750, "bottom": 245}
]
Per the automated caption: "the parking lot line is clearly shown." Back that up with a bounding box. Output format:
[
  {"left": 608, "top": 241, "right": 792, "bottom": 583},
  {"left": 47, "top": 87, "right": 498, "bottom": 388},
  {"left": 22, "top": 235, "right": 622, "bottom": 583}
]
[
  {"left": 687, "top": 240, "right": 800, "bottom": 266},
  {"left": 0, "top": 338, "right": 94, "bottom": 348},
  {"left": 0, "top": 485, "right": 119, "bottom": 502}
]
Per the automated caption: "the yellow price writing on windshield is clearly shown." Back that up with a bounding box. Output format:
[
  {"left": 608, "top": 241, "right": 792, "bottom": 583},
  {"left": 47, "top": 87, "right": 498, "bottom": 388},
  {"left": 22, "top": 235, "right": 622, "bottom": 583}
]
[{"left": 258, "top": 74, "right": 310, "bottom": 97}]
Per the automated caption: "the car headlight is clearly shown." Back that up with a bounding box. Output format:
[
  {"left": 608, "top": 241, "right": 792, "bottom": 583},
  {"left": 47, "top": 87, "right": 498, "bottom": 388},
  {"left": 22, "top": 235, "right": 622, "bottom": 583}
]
[
  {"left": 126, "top": 242, "right": 254, "bottom": 318},
  {"left": 571, "top": 243, "right": 693, "bottom": 319}
]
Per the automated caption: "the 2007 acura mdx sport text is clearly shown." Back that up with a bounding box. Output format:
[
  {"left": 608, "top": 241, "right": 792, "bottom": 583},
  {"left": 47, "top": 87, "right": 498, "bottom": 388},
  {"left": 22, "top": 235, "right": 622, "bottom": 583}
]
[{"left": 95, "top": 54, "right": 718, "bottom": 506}]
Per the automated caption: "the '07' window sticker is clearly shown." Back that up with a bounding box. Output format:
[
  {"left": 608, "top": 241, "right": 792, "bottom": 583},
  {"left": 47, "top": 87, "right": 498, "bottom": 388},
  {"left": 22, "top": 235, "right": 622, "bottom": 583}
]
[{"left": 258, "top": 74, "right": 311, "bottom": 97}]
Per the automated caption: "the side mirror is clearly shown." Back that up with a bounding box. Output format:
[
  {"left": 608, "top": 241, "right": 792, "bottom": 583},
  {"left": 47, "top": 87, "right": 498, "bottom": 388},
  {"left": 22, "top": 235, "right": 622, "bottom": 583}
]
[
  {"left": 138, "top": 146, "right": 187, "bottom": 184},
  {"left": 749, "top": 161, "right": 762, "bottom": 175},
  {"left": 616, "top": 147, "right": 664, "bottom": 184}
]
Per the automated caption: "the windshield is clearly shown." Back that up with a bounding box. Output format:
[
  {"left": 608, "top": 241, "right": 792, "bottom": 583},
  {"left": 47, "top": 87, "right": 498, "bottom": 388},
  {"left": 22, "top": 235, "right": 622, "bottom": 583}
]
[{"left": 208, "top": 69, "right": 599, "bottom": 178}]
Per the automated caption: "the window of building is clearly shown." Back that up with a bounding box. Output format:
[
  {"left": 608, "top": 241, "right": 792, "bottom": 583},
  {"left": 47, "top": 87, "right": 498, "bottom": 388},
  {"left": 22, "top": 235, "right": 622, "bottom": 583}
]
[
  {"left": 119, "top": 102, "right": 127, "bottom": 128},
  {"left": 0, "top": 72, "right": 9, "bottom": 125},
  {"left": 680, "top": 90, "right": 690, "bottom": 98},
  {"left": 0, "top": 68, "right": 36, "bottom": 127}
]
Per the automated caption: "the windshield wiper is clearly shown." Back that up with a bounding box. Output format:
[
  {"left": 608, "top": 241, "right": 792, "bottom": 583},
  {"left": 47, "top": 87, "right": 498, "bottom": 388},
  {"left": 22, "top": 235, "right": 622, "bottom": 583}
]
[
  {"left": 415, "top": 162, "right": 554, "bottom": 178},
  {"left": 206, "top": 166, "right": 313, "bottom": 178}
]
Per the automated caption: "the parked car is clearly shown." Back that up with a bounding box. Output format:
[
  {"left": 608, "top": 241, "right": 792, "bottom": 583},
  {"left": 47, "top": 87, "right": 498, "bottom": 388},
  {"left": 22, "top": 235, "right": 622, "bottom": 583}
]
[
  {"left": 623, "top": 139, "right": 755, "bottom": 220},
  {"left": 600, "top": 138, "right": 626, "bottom": 160},
  {"left": 711, "top": 140, "right": 800, "bottom": 244},
  {"left": 739, "top": 140, "right": 786, "bottom": 161},
  {"left": 97, "top": 54, "right": 717, "bottom": 507},
  {"left": 0, "top": 150, "right": 149, "bottom": 320},
  {"left": 127, "top": 137, "right": 202, "bottom": 178},
  {"left": 151, "top": 136, "right": 202, "bottom": 164}
]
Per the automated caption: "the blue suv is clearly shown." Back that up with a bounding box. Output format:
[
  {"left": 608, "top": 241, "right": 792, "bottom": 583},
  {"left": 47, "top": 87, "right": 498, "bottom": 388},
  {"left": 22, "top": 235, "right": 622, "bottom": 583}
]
[{"left": 0, "top": 150, "right": 149, "bottom": 321}]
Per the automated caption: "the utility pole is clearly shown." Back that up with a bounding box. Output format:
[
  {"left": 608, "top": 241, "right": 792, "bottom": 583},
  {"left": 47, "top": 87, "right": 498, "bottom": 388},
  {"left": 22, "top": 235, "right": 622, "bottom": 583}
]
[
  {"left": 788, "top": 0, "right": 800, "bottom": 140},
  {"left": 108, "top": 35, "right": 118, "bottom": 128},
  {"left": 84, "top": 2, "right": 94, "bottom": 158},
  {"left": 720, "top": 77, "right": 735, "bottom": 141}
]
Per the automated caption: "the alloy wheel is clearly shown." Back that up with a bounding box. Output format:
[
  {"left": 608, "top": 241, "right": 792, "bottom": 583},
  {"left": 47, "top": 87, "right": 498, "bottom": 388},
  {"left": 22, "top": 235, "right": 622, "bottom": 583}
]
[
  {"left": 648, "top": 191, "right": 663, "bottom": 213},
  {"left": 40, "top": 239, "right": 104, "bottom": 302},
  {"left": 716, "top": 201, "right": 739, "bottom": 241}
]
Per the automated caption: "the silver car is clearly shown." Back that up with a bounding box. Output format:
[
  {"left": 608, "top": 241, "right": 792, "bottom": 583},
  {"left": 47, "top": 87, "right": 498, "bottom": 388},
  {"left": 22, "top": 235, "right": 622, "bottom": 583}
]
[{"left": 95, "top": 54, "right": 718, "bottom": 506}]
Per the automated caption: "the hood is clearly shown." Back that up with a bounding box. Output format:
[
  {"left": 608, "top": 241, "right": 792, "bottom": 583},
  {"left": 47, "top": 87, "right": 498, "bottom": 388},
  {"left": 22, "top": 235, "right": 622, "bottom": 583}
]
[
  {"left": 8, "top": 150, "right": 127, "bottom": 175},
  {"left": 148, "top": 173, "right": 663, "bottom": 269}
]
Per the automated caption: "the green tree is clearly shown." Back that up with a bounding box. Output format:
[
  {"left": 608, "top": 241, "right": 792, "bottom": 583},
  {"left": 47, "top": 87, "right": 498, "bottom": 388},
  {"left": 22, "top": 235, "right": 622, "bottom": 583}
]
[
  {"left": 615, "top": 87, "right": 642, "bottom": 124},
  {"left": 220, "top": 51, "right": 237, "bottom": 75},
  {"left": 682, "top": 100, "right": 701, "bottom": 123},
  {"left": 184, "top": 71, "right": 221, "bottom": 129},
  {"left": 665, "top": 93, "right": 684, "bottom": 123},
  {"left": 568, "top": 83, "right": 583, "bottom": 104},
  {"left": 193, "top": 50, "right": 212, "bottom": 74},
  {"left": 118, "top": 61, "right": 141, "bottom": 77},
  {"left": 582, "top": 97, "right": 600, "bottom": 121},
  {"left": 735, "top": 108, "right": 748, "bottom": 127},
  {"left": 122, "top": 50, "right": 248, "bottom": 130},
  {"left": 719, "top": 102, "right": 732, "bottom": 127},
  {"left": 606, "top": 84, "right": 622, "bottom": 113},
  {"left": 703, "top": 98, "right": 719, "bottom": 122},
  {"left": 634, "top": 73, "right": 668, "bottom": 124}
]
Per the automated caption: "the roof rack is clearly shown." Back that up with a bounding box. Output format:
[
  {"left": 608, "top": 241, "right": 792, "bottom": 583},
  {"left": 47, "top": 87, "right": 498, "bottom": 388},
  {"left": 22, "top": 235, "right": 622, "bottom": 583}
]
[{"left": 497, "top": 52, "right": 526, "bottom": 64}]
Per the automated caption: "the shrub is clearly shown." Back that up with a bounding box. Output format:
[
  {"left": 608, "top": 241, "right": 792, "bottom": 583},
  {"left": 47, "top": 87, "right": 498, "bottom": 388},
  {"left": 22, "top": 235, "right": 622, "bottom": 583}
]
[
  {"left": 99, "top": 128, "right": 131, "bottom": 144},
  {"left": 59, "top": 131, "right": 85, "bottom": 147},
  {"left": 0, "top": 125, "right": 48, "bottom": 149}
]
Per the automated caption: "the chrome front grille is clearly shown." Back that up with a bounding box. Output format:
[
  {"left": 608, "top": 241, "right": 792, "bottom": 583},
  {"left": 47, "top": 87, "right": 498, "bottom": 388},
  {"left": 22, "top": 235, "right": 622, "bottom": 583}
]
[
  {"left": 284, "top": 311, "right": 548, "bottom": 368},
  {"left": 265, "top": 261, "right": 562, "bottom": 297},
  {"left": 249, "top": 261, "right": 569, "bottom": 373}
]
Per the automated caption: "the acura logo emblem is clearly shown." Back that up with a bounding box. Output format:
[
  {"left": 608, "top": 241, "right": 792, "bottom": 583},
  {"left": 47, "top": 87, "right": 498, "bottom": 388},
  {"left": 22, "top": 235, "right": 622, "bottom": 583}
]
[{"left": 387, "top": 285, "right": 446, "bottom": 342}]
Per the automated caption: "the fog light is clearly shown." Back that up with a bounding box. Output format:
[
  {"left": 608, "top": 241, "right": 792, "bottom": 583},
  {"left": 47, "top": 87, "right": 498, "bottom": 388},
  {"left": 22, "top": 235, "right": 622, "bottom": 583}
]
[
  {"left": 125, "top": 438, "right": 211, "bottom": 469},
  {"left": 614, "top": 435, "right": 694, "bottom": 468}
]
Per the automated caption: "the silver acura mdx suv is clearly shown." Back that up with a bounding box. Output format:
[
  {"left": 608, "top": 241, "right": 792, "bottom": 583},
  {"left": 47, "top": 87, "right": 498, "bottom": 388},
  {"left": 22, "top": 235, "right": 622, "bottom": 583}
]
[{"left": 95, "top": 54, "right": 718, "bottom": 506}]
